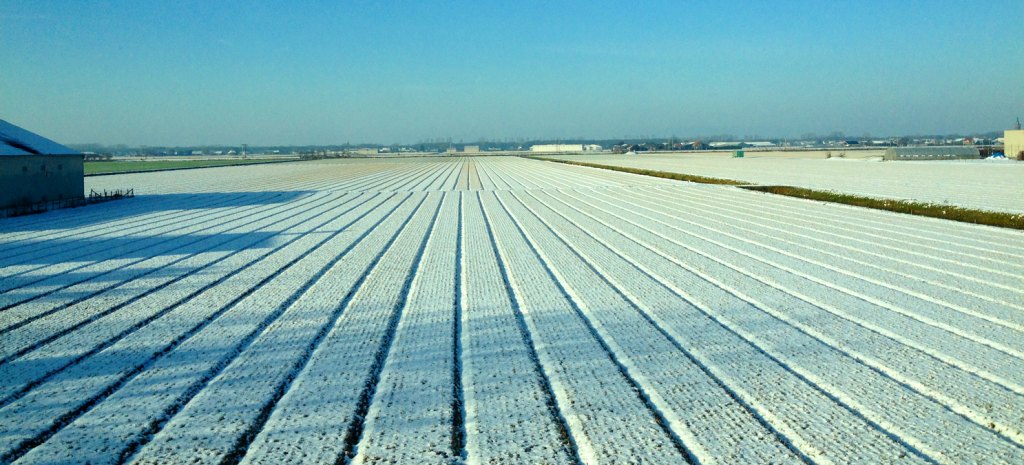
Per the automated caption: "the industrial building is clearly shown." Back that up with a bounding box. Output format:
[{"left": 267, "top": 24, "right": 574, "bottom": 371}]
[
  {"left": 530, "top": 144, "right": 584, "bottom": 153},
  {"left": 882, "top": 146, "right": 979, "bottom": 161},
  {"left": 463, "top": 145, "right": 480, "bottom": 153},
  {"left": 0, "top": 119, "right": 83, "bottom": 209}
]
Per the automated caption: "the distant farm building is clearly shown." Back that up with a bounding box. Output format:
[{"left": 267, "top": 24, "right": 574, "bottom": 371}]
[
  {"left": 583, "top": 144, "right": 603, "bottom": 151},
  {"left": 0, "top": 119, "right": 83, "bottom": 209},
  {"left": 530, "top": 144, "right": 584, "bottom": 153},
  {"left": 1005, "top": 130, "right": 1024, "bottom": 161},
  {"left": 463, "top": 145, "right": 480, "bottom": 153},
  {"left": 709, "top": 142, "right": 745, "bottom": 150},
  {"left": 675, "top": 141, "right": 708, "bottom": 150},
  {"left": 883, "top": 146, "right": 980, "bottom": 161}
]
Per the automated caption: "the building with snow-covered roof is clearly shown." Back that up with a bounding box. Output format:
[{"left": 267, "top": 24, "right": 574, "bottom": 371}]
[
  {"left": 0, "top": 119, "right": 83, "bottom": 209},
  {"left": 530, "top": 144, "right": 584, "bottom": 153}
]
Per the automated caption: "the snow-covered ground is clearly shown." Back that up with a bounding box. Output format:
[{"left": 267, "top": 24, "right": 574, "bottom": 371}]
[
  {"left": 549, "top": 153, "right": 1024, "bottom": 214},
  {"left": 1, "top": 157, "right": 1023, "bottom": 464}
]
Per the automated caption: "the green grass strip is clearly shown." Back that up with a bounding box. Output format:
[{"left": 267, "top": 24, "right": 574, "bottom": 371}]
[
  {"left": 740, "top": 186, "right": 1024, "bottom": 230},
  {"left": 529, "top": 156, "right": 1024, "bottom": 230},
  {"left": 529, "top": 157, "right": 752, "bottom": 186},
  {"left": 85, "top": 159, "right": 286, "bottom": 175}
]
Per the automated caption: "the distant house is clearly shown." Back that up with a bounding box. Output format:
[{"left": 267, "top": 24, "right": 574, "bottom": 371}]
[{"left": 0, "top": 119, "right": 83, "bottom": 209}]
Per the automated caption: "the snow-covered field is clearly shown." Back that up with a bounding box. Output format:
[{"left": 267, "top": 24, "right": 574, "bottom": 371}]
[
  {"left": 549, "top": 153, "right": 1024, "bottom": 214},
  {"left": 2, "top": 156, "right": 1023, "bottom": 464}
]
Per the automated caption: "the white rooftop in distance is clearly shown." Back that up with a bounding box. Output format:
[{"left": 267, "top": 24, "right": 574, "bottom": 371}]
[{"left": 0, "top": 119, "right": 81, "bottom": 156}]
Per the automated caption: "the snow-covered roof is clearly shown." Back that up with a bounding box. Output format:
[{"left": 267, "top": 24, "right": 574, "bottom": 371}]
[{"left": 0, "top": 119, "right": 80, "bottom": 156}]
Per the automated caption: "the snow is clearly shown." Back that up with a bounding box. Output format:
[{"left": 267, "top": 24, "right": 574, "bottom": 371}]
[
  {"left": 550, "top": 153, "right": 1024, "bottom": 214},
  {"left": 2, "top": 157, "right": 1022, "bottom": 465}
]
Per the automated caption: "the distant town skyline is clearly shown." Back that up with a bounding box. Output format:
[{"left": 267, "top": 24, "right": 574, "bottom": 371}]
[{"left": 3, "top": 0, "right": 1022, "bottom": 146}]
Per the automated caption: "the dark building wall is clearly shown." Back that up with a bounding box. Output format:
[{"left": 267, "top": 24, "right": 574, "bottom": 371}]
[{"left": 0, "top": 154, "right": 84, "bottom": 208}]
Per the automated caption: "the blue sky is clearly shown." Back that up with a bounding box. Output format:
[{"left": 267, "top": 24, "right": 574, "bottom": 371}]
[{"left": 3, "top": 0, "right": 1022, "bottom": 145}]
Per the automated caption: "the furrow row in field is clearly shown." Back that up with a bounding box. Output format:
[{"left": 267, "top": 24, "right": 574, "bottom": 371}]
[
  {"left": 473, "top": 162, "right": 502, "bottom": 191},
  {"left": 11, "top": 159, "right": 387, "bottom": 238},
  {"left": 552, "top": 186, "right": 1024, "bottom": 461},
  {"left": 350, "top": 194, "right": 460, "bottom": 464},
  {"left": 640, "top": 187, "right": 1024, "bottom": 319},
  {"left": 503, "top": 160, "right": 1024, "bottom": 459},
  {"left": 2, "top": 194, "right": 416, "bottom": 465},
  {"left": 481, "top": 191, "right": 689, "bottom": 464},
  {"left": 499, "top": 190, "right": 803, "bottom": 464},
  {"left": 509, "top": 159, "right": 1024, "bottom": 289},
  {"left": 0, "top": 192, "right": 344, "bottom": 343},
  {"left": 0, "top": 193, "right": 386, "bottom": 406},
  {"left": 0, "top": 160, "right": 437, "bottom": 298},
  {"left": 511, "top": 158, "right": 1024, "bottom": 258},
  {"left": 516, "top": 162, "right": 1024, "bottom": 344},
  {"left": 122, "top": 193, "right": 438, "bottom": 465},
  {"left": 0, "top": 193, "right": 317, "bottom": 301},
  {"left": 226, "top": 195, "right": 442, "bottom": 465},
  {"left": 689, "top": 185, "right": 1024, "bottom": 255},
  {"left": 454, "top": 161, "right": 470, "bottom": 190},
  {"left": 0, "top": 192, "right": 273, "bottom": 272},
  {"left": 0, "top": 161, "right": 389, "bottom": 248},
  {"left": 431, "top": 161, "right": 465, "bottom": 191},
  {"left": 546, "top": 187, "right": 1024, "bottom": 398},
  {"left": 658, "top": 187, "right": 1024, "bottom": 297},
  {"left": 5, "top": 157, "right": 1020, "bottom": 465},
  {"left": 597, "top": 188, "right": 1024, "bottom": 361},
  {"left": 362, "top": 162, "right": 448, "bottom": 193},
  {"left": 0, "top": 192, "right": 256, "bottom": 254},
  {"left": 457, "top": 192, "right": 575, "bottom": 465},
  {"left": 675, "top": 186, "right": 1024, "bottom": 270},
  {"left": 518, "top": 187, "right": 937, "bottom": 461},
  {"left": 409, "top": 161, "right": 456, "bottom": 192},
  {"left": 0, "top": 161, "right": 443, "bottom": 303},
  {"left": 467, "top": 161, "right": 481, "bottom": 190}
]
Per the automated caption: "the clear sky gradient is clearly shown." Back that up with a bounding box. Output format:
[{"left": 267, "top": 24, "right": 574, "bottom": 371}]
[{"left": 3, "top": 0, "right": 1023, "bottom": 145}]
